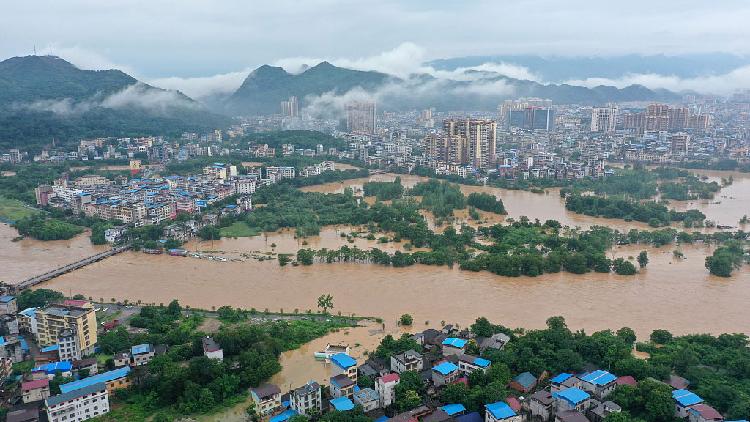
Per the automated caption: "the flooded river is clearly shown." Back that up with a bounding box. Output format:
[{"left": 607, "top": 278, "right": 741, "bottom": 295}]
[{"left": 3, "top": 170, "right": 749, "bottom": 422}]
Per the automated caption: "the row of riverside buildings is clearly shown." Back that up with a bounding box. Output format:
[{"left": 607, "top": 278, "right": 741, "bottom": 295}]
[{"left": 242, "top": 324, "right": 743, "bottom": 422}]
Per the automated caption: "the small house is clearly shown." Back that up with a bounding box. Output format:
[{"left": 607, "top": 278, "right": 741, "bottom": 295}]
[
  {"left": 353, "top": 387, "right": 380, "bottom": 412},
  {"left": 485, "top": 401, "right": 522, "bottom": 422},
  {"left": 553, "top": 388, "right": 591, "bottom": 413},
  {"left": 510, "top": 371, "right": 537, "bottom": 393},
  {"left": 22, "top": 379, "right": 50, "bottom": 403},
  {"left": 431, "top": 361, "right": 460, "bottom": 386},
  {"left": 441, "top": 338, "right": 467, "bottom": 356},
  {"left": 250, "top": 384, "right": 282, "bottom": 416},
  {"left": 579, "top": 370, "right": 617, "bottom": 399},
  {"left": 330, "top": 374, "right": 356, "bottom": 398}
]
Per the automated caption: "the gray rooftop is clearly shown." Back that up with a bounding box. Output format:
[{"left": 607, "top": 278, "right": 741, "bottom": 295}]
[{"left": 46, "top": 382, "right": 106, "bottom": 407}]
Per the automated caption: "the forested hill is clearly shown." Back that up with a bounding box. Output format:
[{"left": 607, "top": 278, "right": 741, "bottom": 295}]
[
  {"left": 0, "top": 55, "right": 230, "bottom": 150},
  {"left": 222, "top": 61, "right": 678, "bottom": 116}
]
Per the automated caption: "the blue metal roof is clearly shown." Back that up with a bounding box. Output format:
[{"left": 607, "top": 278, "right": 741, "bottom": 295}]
[
  {"left": 375, "top": 416, "right": 390, "bottom": 422},
  {"left": 433, "top": 361, "right": 459, "bottom": 375},
  {"left": 34, "top": 361, "right": 72, "bottom": 374},
  {"left": 330, "top": 396, "right": 355, "bottom": 411},
  {"left": 474, "top": 357, "right": 491, "bottom": 368},
  {"left": 672, "top": 389, "right": 703, "bottom": 407},
  {"left": 581, "top": 370, "right": 616, "bottom": 386},
  {"left": 442, "top": 338, "right": 467, "bottom": 348},
  {"left": 330, "top": 353, "right": 357, "bottom": 369},
  {"left": 40, "top": 344, "right": 59, "bottom": 353},
  {"left": 19, "top": 307, "right": 36, "bottom": 317},
  {"left": 550, "top": 373, "right": 573, "bottom": 384},
  {"left": 441, "top": 404, "right": 466, "bottom": 416},
  {"left": 131, "top": 344, "right": 152, "bottom": 355},
  {"left": 513, "top": 372, "right": 537, "bottom": 389},
  {"left": 270, "top": 409, "right": 298, "bottom": 422},
  {"left": 485, "top": 401, "right": 516, "bottom": 420},
  {"left": 553, "top": 388, "right": 590, "bottom": 406},
  {"left": 60, "top": 367, "right": 130, "bottom": 393},
  {"left": 0, "top": 295, "right": 16, "bottom": 303}
]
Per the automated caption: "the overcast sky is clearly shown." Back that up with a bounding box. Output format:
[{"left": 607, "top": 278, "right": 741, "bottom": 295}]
[{"left": 2, "top": 0, "right": 749, "bottom": 79}]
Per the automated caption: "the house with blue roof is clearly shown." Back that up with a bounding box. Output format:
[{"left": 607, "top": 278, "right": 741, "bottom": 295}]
[
  {"left": 442, "top": 338, "right": 468, "bottom": 356},
  {"left": 457, "top": 354, "right": 492, "bottom": 374},
  {"left": 441, "top": 404, "right": 466, "bottom": 417},
  {"left": 330, "top": 396, "right": 355, "bottom": 412},
  {"left": 579, "top": 369, "right": 617, "bottom": 399},
  {"left": 432, "top": 361, "right": 461, "bottom": 386},
  {"left": 353, "top": 387, "right": 380, "bottom": 412},
  {"left": 550, "top": 373, "right": 581, "bottom": 392},
  {"left": 330, "top": 353, "right": 358, "bottom": 382},
  {"left": 510, "top": 371, "right": 537, "bottom": 393},
  {"left": 673, "top": 389, "right": 704, "bottom": 418},
  {"left": 60, "top": 366, "right": 131, "bottom": 394},
  {"left": 485, "top": 401, "right": 521, "bottom": 422},
  {"left": 553, "top": 387, "right": 591, "bottom": 412},
  {"left": 130, "top": 343, "right": 155, "bottom": 366},
  {"left": 34, "top": 361, "right": 73, "bottom": 379}
]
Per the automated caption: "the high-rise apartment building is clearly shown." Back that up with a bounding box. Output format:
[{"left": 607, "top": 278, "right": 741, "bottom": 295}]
[
  {"left": 443, "top": 119, "right": 497, "bottom": 169},
  {"left": 670, "top": 133, "right": 691, "bottom": 156},
  {"left": 35, "top": 301, "right": 97, "bottom": 355},
  {"left": 590, "top": 106, "right": 618, "bottom": 133},
  {"left": 425, "top": 133, "right": 467, "bottom": 165},
  {"left": 346, "top": 101, "right": 377, "bottom": 134},
  {"left": 280, "top": 96, "right": 299, "bottom": 117},
  {"left": 645, "top": 104, "right": 671, "bottom": 131},
  {"left": 506, "top": 107, "right": 555, "bottom": 131}
]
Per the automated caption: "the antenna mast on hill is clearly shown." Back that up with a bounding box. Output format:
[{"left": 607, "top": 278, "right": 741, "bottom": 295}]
[{"left": 33, "top": 45, "right": 36, "bottom": 55}]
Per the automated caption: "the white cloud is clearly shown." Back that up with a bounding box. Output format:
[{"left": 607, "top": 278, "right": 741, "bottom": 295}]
[
  {"left": 18, "top": 83, "right": 195, "bottom": 115},
  {"left": 564, "top": 65, "right": 750, "bottom": 95},
  {"left": 149, "top": 70, "right": 250, "bottom": 99},
  {"left": 36, "top": 44, "right": 136, "bottom": 75}
]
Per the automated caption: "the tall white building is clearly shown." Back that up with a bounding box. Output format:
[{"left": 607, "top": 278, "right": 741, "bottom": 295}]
[
  {"left": 46, "top": 382, "right": 109, "bottom": 422},
  {"left": 590, "top": 106, "right": 618, "bottom": 133},
  {"left": 346, "top": 101, "right": 377, "bottom": 134},
  {"left": 443, "top": 118, "right": 497, "bottom": 169}
]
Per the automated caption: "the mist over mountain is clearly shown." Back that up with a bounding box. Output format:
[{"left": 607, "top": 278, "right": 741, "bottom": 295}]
[
  {"left": 428, "top": 53, "right": 750, "bottom": 82},
  {"left": 0, "top": 55, "right": 230, "bottom": 149},
  {"left": 221, "top": 60, "right": 679, "bottom": 117}
]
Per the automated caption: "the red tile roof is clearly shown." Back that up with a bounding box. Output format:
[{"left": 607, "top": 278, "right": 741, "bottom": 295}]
[
  {"left": 689, "top": 404, "right": 722, "bottom": 421},
  {"left": 616, "top": 376, "right": 637, "bottom": 386},
  {"left": 63, "top": 299, "right": 89, "bottom": 307},
  {"left": 380, "top": 373, "right": 400, "bottom": 383},
  {"left": 506, "top": 397, "right": 521, "bottom": 412},
  {"left": 22, "top": 378, "right": 49, "bottom": 391}
]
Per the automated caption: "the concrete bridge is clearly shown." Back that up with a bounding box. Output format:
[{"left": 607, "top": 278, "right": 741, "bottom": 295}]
[{"left": 13, "top": 245, "right": 131, "bottom": 293}]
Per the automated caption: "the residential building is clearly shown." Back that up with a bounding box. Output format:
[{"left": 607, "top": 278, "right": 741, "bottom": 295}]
[
  {"left": 485, "top": 401, "right": 522, "bottom": 422},
  {"left": 591, "top": 106, "right": 617, "bottom": 133},
  {"left": 432, "top": 361, "right": 461, "bottom": 386},
  {"left": 346, "top": 101, "right": 377, "bottom": 134},
  {"left": 670, "top": 133, "right": 691, "bottom": 156},
  {"left": 57, "top": 329, "right": 81, "bottom": 361},
  {"left": 130, "top": 344, "right": 155, "bottom": 366},
  {"left": 281, "top": 96, "right": 299, "bottom": 118},
  {"left": 290, "top": 381, "right": 322, "bottom": 416},
  {"left": 18, "top": 308, "right": 37, "bottom": 336},
  {"left": 46, "top": 382, "right": 109, "bottom": 422},
  {"left": 456, "top": 355, "right": 491, "bottom": 374},
  {"left": 673, "top": 390, "right": 704, "bottom": 418},
  {"left": 60, "top": 366, "right": 131, "bottom": 395},
  {"left": 330, "top": 374, "right": 356, "bottom": 398},
  {"left": 556, "top": 410, "right": 589, "bottom": 422},
  {"left": 550, "top": 373, "right": 579, "bottom": 393},
  {"left": 444, "top": 119, "right": 497, "bottom": 169},
  {"left": 33, "top": 361, "right": 72, "bottom": 380},
  {"left": 589, "top": 400, "right": 621, "bottom": 422},
  {"left": 22, "top": 378, "right": 50, "bottom": 403},
  {"left": 529, "top": 390, "right": 555, "bottom": 422},
  {"left": 553, "top": 388, "right": 591, "bottom": 413},
  {"left": 391, "top": 349, "right": 423, "bottom": 373},
  {"left": 376, "top": 373, "right": 399, "bottom": 408},
  {"left": 35, "top": 301, "right": 97, "bottom": 355},
  {"left": 442, "top": 404, "right": 467, "bottom": 418},
  {"left": 6, "top": 407, "right": 40, "bottom": 422},
  {"left": 202, "top": 336, "right": 224, "bottom": 360},
  {"left": 0, "top": 336, "right": 24, "bottom": 362},
  {"left": 579, "top": 370, "right": 617, "bottom": 399},
  {"left": 687, "top": 404, "right": 724, "bottom": 422},
  {"left": 330, "top": 353, "right": 358, "bottom": 383},
  {"left": 352, "top": 387, "right": 380, "bottom": 412},
  {"left": 250, "top": 383, "right": 281, "bottom": 416},
  {"left": 0, "top": 356, "right": 11, "bottom": 383},
  {"left": 441, "top": 337, "right": 468, "bottom": 356},
  {"left": 0, "top": 295, "right": 17, "bottom": 314},
  {"left": 510, "top": 371, "right": 537, "bottom": 393}
]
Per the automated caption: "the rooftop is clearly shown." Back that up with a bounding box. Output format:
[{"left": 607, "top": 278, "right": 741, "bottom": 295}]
[
  {"left": 553, "top": 387, "right": 591, "bottom": 406},
  {"left": 330, "top": 374, "right": 355, "bottom": 388},
  {"left": 580, "top": 369, "right": 616, "bottom": 386},
  {"left": 131, "top": 343, "right": 153, "bottom": 355},
  {"left": 485, "top": 401, "right": 516, "bottom": 420},
  {"left": 441, "top": 403, "right": 466, "bottom": 416},
  {"left": 512, "top": 371, "right": 537, "bottom": 389},
  {"left": 47, "top": 382, "right": 107, "bottom": 407},
  {"left": 33, "top": 361, "right": 72, "bottom": 374},
  {"left": 60, "top": 366, "right": 130, "bottom": 393},
  {"left": 432, "top": 361, "right": 459, "bottom": 375},
  {"left": 330, "top": 396, "right": 355, "bottom": 411},
  {"left": 380, "top": 373, "right": 400, "bottom": 383},
  {"left": 672, "top": 389, "right": 703, "bottom": 407},
  {"left": 550, "top": 373, "right": 573, "bottom": 384},
  {"left": 442, "top": 337, "right": 467, "bottom": 348},
  {"left": 330, "top": 353, "right": 357, "bottom": 369},
  {"left": 270, "top": 409, "right": 299, "bottom": 422},
  {"left": 22, "top": 378, "right": 49, "bottom": 391},
  {"left": 251, "top": 383, "right": 281, "bottom": 400}
]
